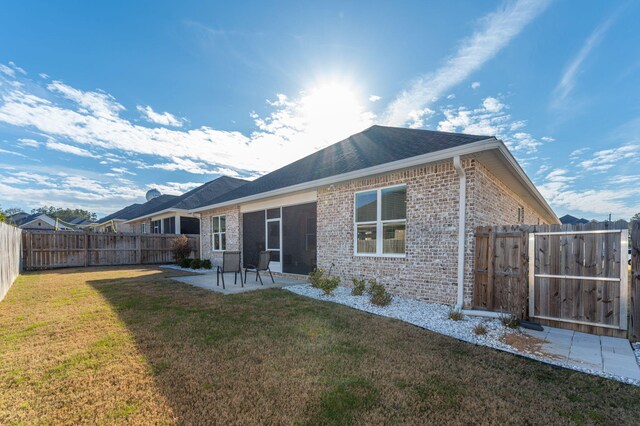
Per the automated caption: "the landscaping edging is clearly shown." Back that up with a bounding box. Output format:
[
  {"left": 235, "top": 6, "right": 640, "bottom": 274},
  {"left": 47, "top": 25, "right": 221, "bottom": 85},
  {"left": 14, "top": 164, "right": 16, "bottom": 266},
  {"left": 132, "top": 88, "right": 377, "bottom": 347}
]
[{"left": 285, "top": 284, "right": 640, "bottom": 387}]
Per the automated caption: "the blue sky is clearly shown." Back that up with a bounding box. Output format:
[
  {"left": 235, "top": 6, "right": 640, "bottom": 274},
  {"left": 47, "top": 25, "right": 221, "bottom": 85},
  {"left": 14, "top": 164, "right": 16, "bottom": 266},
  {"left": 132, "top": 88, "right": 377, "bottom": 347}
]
[{"left": 0, "top": 0, "right": 639, "bottom": 219}]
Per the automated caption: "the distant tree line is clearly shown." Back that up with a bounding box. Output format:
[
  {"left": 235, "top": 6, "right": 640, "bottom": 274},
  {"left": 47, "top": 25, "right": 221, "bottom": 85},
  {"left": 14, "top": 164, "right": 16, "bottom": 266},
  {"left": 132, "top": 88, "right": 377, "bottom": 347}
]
[
  {"left": 30, "top": 206, "right": 98, "bottom": 222},
  {"left": 0, "top": 205, "right": 97, "bottom": 223}
]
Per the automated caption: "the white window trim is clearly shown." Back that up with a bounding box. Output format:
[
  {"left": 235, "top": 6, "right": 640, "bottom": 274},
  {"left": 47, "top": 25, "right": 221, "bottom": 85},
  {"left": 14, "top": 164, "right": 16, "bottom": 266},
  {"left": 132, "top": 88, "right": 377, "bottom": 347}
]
[
  {"left": 353, "top": 184, "right": 407, "bottom": 258},
  {"left": 211, "top": 215, "right": 226, "bottom": 251},
  {"left": 141, "top": 223, "right": 147, "bottom": 234}
]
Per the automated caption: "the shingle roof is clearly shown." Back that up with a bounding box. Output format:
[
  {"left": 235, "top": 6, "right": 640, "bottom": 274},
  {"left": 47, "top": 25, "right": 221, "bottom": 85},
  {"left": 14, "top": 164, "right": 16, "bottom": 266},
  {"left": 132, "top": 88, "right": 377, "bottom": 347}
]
[
  {"left": 98, "top": 176, "right": 247, "bottom": 224},
  {"left": 97, "top": 203, "right": 142, "bottom": 223},
  {"left": 121, "top": 195, "right": 178, "bottom": 220},
  {"left": 210, "top": 125, "right": 491, "bottom": 205},
  {"left": 170, "top": 176, "right": 247, "bottom": 210}
]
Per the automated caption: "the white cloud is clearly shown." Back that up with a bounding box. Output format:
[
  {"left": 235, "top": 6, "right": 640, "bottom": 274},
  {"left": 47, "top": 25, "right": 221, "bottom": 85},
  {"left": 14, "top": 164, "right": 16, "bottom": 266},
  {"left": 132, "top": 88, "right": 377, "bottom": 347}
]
[
  {"left": 47, "top": 80, "right": 125, "bottom": 119},
  {"left": 437, "top": 96, "right": 547, "bottom": 153},
  {"left": 578, "top": 144, "right": 639, "bottom": 172},
  {"left": 0, "top": 72, "right": 375, "bottom": 175},
  {"left": 136, "top": 105, "right": 184, "bottom": 127},
  {"left": 471, "top": 82, "right": 481, "bottom": 89},
  {"left": 17, "top": 138, "right": 41, "bottom": 148},
  {"left": 0, "top": 148, "right": 26, "bottom": 157},
  {"left": 110, "top": 167, "right": 136, "bottom": 176},
  {"left": 383, "top": 0, "right": 550, "bottom": 126},
  {"left": 0, "top": 165, "right": 148, "bottom": 216},
  {"left": 553, "top": 13, "right": 617, "bottom": 106},
  {"left": 151, "top": 181, "right": 202, "bottom": 195},
  {"left": 369, "top": 95, "right": 381, "bottom": 102},
  {"left": 0, "top": 64, "right": 16, "bottom": 77},
  {"left": 46, "top": 141, "right": 97, "bottom": 158}
]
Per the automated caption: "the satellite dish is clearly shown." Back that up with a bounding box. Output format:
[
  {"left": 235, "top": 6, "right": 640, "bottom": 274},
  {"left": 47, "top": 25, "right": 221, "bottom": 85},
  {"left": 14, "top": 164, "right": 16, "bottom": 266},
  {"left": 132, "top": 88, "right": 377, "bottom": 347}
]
[{"left": 146, "top": 189, "right": 161, "bottom": 201}]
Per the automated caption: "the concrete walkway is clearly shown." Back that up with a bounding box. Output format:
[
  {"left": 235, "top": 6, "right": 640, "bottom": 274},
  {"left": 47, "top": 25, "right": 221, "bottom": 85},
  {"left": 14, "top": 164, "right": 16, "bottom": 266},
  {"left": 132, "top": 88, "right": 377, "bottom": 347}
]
[
  {"left": 171, "top": 271, "right": 306, "bottom": 295},
  {"left": 522, "top": 327, "right": 640, "bottom": 381}
]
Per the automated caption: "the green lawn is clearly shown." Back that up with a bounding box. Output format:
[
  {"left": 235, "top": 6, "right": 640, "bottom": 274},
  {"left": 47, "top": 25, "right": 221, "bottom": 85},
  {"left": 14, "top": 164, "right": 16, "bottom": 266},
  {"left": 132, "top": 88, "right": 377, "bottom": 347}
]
[{"left": 1, "top": 267, "right": 639, "bottom": 425}]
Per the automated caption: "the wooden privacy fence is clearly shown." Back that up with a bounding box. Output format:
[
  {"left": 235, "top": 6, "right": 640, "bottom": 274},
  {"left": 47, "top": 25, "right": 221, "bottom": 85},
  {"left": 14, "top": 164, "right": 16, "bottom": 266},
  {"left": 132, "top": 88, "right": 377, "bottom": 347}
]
[
  {"left": 631, "top": 221, "right": 640, "bottom": 341},
  {"left": 474, "top": 221, "right": 637, "bottom": 340},
  {"left": 0, "top": 222, "right": 22, "bottom": 302},
  {"left": 22, "top": 231, "right": 199, "bottom": 270}
]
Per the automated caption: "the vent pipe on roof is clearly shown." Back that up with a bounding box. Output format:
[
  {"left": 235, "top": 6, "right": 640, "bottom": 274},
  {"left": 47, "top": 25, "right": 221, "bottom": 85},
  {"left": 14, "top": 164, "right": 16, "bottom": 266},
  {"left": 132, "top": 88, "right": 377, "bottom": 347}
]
[{"left": 453, "top": 156, "right": 466, "bottom": 310}]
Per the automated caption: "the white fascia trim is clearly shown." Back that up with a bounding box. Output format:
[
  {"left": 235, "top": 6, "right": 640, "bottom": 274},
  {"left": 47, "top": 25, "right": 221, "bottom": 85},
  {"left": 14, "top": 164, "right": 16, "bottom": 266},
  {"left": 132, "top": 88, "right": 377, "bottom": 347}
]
[
  {"left": 191, "top": 138, "right": 500, "bottom": 213},
  {"left": 495, "top": 142, "right": 559, "bottom": 224},
  {"left": 123, "top": 208, "right": 190, "bottom": 224}
]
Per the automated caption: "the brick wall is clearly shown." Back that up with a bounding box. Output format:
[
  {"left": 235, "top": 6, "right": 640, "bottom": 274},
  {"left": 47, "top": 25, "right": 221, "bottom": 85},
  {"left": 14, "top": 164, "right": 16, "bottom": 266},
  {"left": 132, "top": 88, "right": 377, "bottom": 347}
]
[
  {"left": 317, "top": 159, "right": 473, "bottom": 304},
  {"left": 200, "top": 206, "right": 241, "bottom": 265},
  {"left": 316, "top": 158, "right": 550, "bottom": 306}
]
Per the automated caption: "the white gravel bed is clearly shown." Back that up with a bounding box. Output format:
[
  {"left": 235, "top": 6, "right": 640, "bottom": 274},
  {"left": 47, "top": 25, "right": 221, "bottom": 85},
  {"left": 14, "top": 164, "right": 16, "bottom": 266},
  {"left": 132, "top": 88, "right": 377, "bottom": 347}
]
[
  {"left": 286, "top": 284, "right": 640, "bottom": 386},
  {"left": 160, "top": 264, "right": 213, "bottom": 274},
  {"left": 633, "top": 342, "right": 640, "bottom": 365}
]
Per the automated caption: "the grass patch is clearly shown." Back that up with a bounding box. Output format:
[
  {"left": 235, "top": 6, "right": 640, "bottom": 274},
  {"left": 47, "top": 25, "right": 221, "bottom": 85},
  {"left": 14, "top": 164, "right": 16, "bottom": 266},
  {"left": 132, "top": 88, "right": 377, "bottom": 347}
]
[{"left": 0, "top": 266, "right": 639, "bottom": 424}]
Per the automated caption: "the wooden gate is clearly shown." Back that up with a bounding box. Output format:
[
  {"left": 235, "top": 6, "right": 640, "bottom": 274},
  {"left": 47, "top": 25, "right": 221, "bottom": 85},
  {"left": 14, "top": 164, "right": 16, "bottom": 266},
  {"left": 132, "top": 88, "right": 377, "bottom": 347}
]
[
  {"left": 473, "top": 225, "right": 528, "bottom": 318},
  {"left": 473, "top": 221, "right": 634, "bottom": 338},
  {"left": 529, "top": 229, "right": 628, "bottom": 331}
]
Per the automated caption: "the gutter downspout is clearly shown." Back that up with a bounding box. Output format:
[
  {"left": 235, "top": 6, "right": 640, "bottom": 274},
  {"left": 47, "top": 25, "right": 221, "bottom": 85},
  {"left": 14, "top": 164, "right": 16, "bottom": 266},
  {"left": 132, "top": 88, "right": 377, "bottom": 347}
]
[{"left": 453, "top": 156, "right": 466, "bottom": 310}]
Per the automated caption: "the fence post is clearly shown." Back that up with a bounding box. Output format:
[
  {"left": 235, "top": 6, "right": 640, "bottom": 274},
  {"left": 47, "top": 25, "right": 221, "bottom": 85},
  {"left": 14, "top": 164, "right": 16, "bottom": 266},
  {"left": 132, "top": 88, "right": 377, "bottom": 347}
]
[
  {"left": 137, "top": 235, "right": 142, "bottom": 264},
  {"left": 84, "top": 233, "right": 89, "bottom": 267},
  {"left": 630, "top": 221, "right": 639, "bottom": 341}
]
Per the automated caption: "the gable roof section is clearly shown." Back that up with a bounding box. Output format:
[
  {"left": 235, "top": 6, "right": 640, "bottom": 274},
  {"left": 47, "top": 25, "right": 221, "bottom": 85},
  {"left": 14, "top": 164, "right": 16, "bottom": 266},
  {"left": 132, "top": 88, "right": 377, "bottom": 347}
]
[
  {"left": 123, "top": 176, "right": 248, "bottom": 222},
  {"left": 97, "top": 203, "right": 142, "bottom": 224},
  {"left": 17, "top": 214, "right": 57, "bottom": 228},
  {"left": 172, "top": 176, "right": 247, "bottom": 210},
  {"left": 207, "top": 125, "right": 490, "bottom": 205}
]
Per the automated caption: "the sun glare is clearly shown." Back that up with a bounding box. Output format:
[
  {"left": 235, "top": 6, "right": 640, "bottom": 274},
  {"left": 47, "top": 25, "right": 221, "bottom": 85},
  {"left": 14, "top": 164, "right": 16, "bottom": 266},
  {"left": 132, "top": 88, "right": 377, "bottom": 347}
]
[{"left": 299, "top": 81, "right": 373, "bottom": 145}]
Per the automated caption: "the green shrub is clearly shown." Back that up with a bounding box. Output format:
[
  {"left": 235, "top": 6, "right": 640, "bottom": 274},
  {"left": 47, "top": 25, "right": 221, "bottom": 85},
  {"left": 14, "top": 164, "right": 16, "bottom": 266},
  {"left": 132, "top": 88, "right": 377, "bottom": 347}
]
[
  {"left": 448, "top": 309, "right": 463, "bottom": 321},
  {"left": 351, "top": 278, "right": 366, "bottom": 296},
  {"left": 309, "top": 268, "right": 325, "bottom": 288},
  {"left": 308, "top": 268, "right": 340, "bottom": 295},
  {"left": 368, "top": 280, "right": 392, "bottom": 306},
  {"left": 179, "top": 258, "right": 192, "bottom": 268},
  {"left": 201, "top": 259, "right": 212, "bottom": 269},
  {"left": 189, "top": 258, "right": 202, "bottom": 269},
  {"left": 319, "top": 276, "right": 340, "bottom": 295}
]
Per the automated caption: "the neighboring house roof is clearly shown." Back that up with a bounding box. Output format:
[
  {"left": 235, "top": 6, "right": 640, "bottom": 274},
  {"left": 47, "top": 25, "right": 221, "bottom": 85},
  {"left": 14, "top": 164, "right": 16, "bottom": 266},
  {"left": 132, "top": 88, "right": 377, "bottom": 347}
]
[
  {"left": 124, "top": 176, "right": 247, "bottom": 222},
  {"left": 7, "top": 212, "right": 29, "bottom": 225},
  {"left": 67, "top": 217, "right": 94, "bottom": 226},
  {"left": 16, "top": 213, "right": 58, "bottom": 229},
  {"left": 559, "top": 214, "right": 590, "bottom": 225},
  {"left": 191, "top": 125, "right": 558, "bottom": 224}
]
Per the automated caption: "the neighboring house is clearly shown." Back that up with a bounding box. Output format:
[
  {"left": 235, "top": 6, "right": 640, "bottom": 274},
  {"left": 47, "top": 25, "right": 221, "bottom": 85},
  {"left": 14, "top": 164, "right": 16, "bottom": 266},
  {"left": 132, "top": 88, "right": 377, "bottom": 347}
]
[
  {"left": 191, "top": 125, "right": 558, "bottom": 307},
  {"left": 559, "top": 214, "right": 590, "bottom": 225},
  {"left": 8, "top": 213, "right": 68, "bottom": 230},
  {"left": 124, "top": 176, "right": 246, "bottom": 235},
  {"left": 91, "top": 195, "right": 177, "bottom": 233},
  {"left": 91, "top": 203, "right": 143, "bottom": 233}
]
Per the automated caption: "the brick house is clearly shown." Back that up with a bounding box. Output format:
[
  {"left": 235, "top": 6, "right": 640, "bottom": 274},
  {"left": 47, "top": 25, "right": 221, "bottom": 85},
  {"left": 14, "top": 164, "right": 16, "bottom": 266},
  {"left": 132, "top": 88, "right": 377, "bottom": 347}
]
[{"left": 191, "top": 125, "right": 558, "bottom": 307}]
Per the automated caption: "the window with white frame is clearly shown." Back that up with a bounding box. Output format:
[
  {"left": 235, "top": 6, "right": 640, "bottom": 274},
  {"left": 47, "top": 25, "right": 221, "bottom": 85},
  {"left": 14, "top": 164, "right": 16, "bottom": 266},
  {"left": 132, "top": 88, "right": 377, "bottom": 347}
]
[
  {"left": 211, "top": 215, "right": 226, "bottom": 251},
  {"left": 355, "top": 185, "right": 406, "bottom": 256},
  {"left": 141, "top": 223, "right": 147, "bottom": 234}
]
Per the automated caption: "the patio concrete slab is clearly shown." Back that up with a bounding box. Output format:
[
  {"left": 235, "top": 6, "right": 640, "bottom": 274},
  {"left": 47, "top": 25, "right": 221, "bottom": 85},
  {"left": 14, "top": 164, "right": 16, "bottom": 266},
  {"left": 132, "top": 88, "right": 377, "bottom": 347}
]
[
  {"left": 521, "top": 326, "right": 640, "bottom": 381},
  {"left": 170, "top": 271, "right": 307, "bottom": 294}
]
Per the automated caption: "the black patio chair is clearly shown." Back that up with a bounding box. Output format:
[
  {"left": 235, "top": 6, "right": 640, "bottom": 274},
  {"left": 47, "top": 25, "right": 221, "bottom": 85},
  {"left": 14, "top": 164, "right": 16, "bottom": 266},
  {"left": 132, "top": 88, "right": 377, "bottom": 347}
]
[
  {"left": 216, "top": 250, "right": 243, "bottom": 289},
  {"left": 244, "top": 250, "right": 275, "bottom": 285}
]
